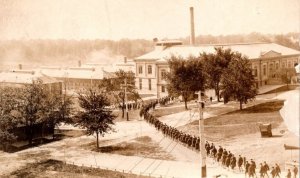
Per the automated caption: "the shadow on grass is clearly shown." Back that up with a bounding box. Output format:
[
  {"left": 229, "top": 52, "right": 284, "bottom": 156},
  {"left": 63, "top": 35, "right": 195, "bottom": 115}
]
[
  {"left": 1, "top": 129, "right": 85, "bottom": 153},
  {"left": 2, "top": 138, "right": 56, "bottom": 153},
  {"left": 83, "top": 136, "right": 176, "bottom": 160},
  {"left": 97, "top": 145, "right": 125, "bottom": 153},
  {"left": 271, "top": 135, "right": 283, "bottom": 138},
  {"left": 226, "top": 100, "right": 284, "bottom": 114}
]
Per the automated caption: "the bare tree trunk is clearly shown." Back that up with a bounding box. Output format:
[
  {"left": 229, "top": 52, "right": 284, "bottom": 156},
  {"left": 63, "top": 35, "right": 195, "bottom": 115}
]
[
  {"left": 240, "top": 100, "right": 243, "bottom": 110},
  {"left": 215, "top": 82, "right": 220, "bottom": 102},
  {"left": 41, "top": 123, "right": 45, "bottom": 144},
  {"left": 52, "top": 122, "right": 55, "bottom": 140},
  {"left": 184, "top": 97, "right": 188, "bottom": 110},
  {"left": 96, "top": 131, "right": 99, "bottom": 149},
  {"left": 122, "top": 98, "right": 125, "bottom": 118},
  {"left": 27, "top": 124, "right": 33, "bottom": 146}
]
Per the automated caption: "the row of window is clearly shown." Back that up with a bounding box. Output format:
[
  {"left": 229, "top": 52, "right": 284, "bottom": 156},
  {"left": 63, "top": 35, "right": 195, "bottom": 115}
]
[
  {"left": 139, "top": 79, "right": 152, "bottom": 90},
  {"left": 138, "top": 65, "right": 168, "bottom": 80},
  {"left": 253, "top": 61, "right": 298, "bottom": 77},
  {"left": 138, "top": 65, "right": 152, "bottom": 74},
  {"left": 138, "top": 78, "right": 166, "bottom": 92}
]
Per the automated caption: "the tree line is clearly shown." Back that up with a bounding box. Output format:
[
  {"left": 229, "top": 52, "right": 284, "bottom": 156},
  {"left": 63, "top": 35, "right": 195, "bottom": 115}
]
[
  {"left": 0, "top": 32, "right": 298, "bottom": 67},
  {"left": 166, "top": 47, "right": 257, "bottom": 110}
]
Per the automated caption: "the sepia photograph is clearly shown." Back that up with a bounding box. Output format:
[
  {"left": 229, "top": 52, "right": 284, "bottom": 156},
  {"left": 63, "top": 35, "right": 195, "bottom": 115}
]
[{"left": 0, "top": 0, "right": 299, "bottom": 177}]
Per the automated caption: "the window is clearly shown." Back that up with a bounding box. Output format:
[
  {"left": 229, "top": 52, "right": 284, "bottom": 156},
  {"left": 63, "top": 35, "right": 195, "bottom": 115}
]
[
  {"left": 253, "top": 66, "right": 257, "bottom": 77},
  {"left": 263, "top": 65, "right": 266, "bottom": 76},
  {"left": 148, "top": 65, "right": 152, "bottom": 74},
  {"left": 269, "top": 63, "right": 273, "bottom": 72},
  {"left": 282, "top": 62, "right": 286, "bottom": 68},
  {"left": 161, "top": 69, "right": 166, "bottom": 80},
  {"left": 139, "top": 79, "right": 142, "bottom": 90},
  {"left": 275, "top": 63, "right": 279, "bottom": 70},
  {"left": 161, "top": 85, "right": 166, "bottom": 93},
  {"left": 288, "top": 61, "right": 291, "bottom": 68},
  {"left": 138, "top": 66, "right": 143, "bottom": 74},
  {"left": 148, "top": 79, "right": 151, "bottom": 90}
]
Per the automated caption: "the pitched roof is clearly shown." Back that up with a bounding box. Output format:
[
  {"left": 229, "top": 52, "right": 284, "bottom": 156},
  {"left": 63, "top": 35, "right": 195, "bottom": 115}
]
[{"left": 135, "top": 43, "right": 300, "bottom": 61}]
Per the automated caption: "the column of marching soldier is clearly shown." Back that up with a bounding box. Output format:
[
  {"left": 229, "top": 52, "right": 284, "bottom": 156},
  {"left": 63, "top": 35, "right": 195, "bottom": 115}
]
[
  {"left": 118, "top": 102, "right": 143, "bottom": 110},
  {"left": 139, "top": 97, "right": 299, "bottom": 178}
]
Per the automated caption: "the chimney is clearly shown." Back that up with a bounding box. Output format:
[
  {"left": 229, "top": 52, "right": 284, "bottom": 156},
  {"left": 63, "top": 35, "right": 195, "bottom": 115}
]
[
  {"left": 190, "top": 7, "right": 195, "bottom": 45},
  {"left": 18, "top": 64, "right": 22, "bottom": 70},
  {"left": 78, "top": 60, "right": 81, "bottom": 67},
  {"left": 124, "top": 56, "right": 127, "bottom": 63}
]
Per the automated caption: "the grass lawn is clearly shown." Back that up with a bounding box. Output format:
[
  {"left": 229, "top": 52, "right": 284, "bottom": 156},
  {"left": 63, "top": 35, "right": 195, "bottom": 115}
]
[
  {"left": 8, "top": 159, "right": 150, "bottom": 178},
  {"left": 177, "top": 99, "right": 299, "bottom": 167},
  {"left": 152, "top": 102, "right": 198, "bottom": 118},
  {"left": 83, "top": 136, "right": 175, "bottom": 161},
  {"left": 179, "top": 100, "right": 285, "bottom": 141}
]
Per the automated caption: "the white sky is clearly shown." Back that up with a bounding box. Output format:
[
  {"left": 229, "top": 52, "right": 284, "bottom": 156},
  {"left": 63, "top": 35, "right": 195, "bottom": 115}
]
[{"left": 0, "top": 0, "right": 299, "bottom": 40}]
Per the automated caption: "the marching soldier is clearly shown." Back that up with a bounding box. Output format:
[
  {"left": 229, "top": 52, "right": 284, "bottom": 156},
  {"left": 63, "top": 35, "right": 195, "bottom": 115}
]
[
  {"left": 230, "top": 155, "right": 236, "bottom": 170},
  {"left": 238, "top": 155, "right": 244, "bottom": 172},
  {"left": 245, "top": 161, "right": 250, "bottom": 177},
  {"left": 263, "top": 161, "right": 270, "bottom": 177},
  {"left": 293, "top": 165, "right": 298, "bottom": 178},
  {"left": 275, "top": 164, "right": 281, "bottom": 178}
]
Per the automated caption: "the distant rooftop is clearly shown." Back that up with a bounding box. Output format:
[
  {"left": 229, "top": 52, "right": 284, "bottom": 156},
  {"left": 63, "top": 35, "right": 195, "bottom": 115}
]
[
  {"left": 0, "top": 70, "right": 60, "bottom": 84},
  {"left": 39, "top": 61, "right": 136, "bottom": 80},
  {"left": 136, "top": 42, "right": 300, "bottom": 61},
  {"left": 156, "top": 40, "right": 183, "bottom": 46},
  {"left": 40, "top": 67, "right": 104, "bottom": 80}
]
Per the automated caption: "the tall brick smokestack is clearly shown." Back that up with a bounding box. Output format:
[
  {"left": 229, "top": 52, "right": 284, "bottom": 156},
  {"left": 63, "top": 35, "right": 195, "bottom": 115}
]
[{"left": 190, "top": 7, "right": 195, "bottom": 45}]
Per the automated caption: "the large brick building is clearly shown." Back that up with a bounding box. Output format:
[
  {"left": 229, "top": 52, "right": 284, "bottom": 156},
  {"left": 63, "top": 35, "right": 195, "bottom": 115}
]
[{"left": 134, "top": 40, "right": 300, "bottom": 98}]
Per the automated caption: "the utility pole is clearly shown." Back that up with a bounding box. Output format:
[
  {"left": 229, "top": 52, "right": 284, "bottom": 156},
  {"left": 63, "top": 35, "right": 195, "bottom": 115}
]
[
  {"left": 121, "top": 77, "right": 132, "bottom": 121},
  {"left": 124, "top": 78, "right": 129, "bottom": 121},
  {"left": 198, "top": 91, "right": 206, "bottom": 178}
]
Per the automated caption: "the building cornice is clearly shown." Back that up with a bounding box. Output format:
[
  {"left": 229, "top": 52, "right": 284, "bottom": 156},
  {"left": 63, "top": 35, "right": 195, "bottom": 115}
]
[
  {"left": 133, "top": 59, "right": 158, "bottom": 62},
  {"left": 250, "top": 54, "right": 300, "bottom": 61}
]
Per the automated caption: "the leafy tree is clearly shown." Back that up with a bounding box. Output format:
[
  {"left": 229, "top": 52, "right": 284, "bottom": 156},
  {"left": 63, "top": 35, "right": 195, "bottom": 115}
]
[
  {"left": 0, "top": 81, "right": 74, "bottom": 147},
  {"left": 0, "top": 87, "right": 23, "bottom": 150},
  {"left": 99, "top": 70, "right": 140, "bottom": 120},
  {"left": 41, "top": 91, "right": 74, "bottom": 139},
  {"left": 201, "top": 47, "right": 234, "bottom": 101},
  {"left": 221, "top": 53, "right": 257, "bottom": 110},
  {"left": 166, "top": 55, "right": 206, "bottom": 110},
  {"left": 20, "top": 80, "right": 48, "bottom": 145},
  {"left": 75, "top": 89, "right": 116, "bottom": 148}
]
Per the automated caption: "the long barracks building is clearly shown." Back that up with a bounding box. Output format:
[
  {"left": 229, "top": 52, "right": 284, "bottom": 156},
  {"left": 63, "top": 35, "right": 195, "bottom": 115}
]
[{"left": 134, "top": 40, "right": 300, "bottom": 98}]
